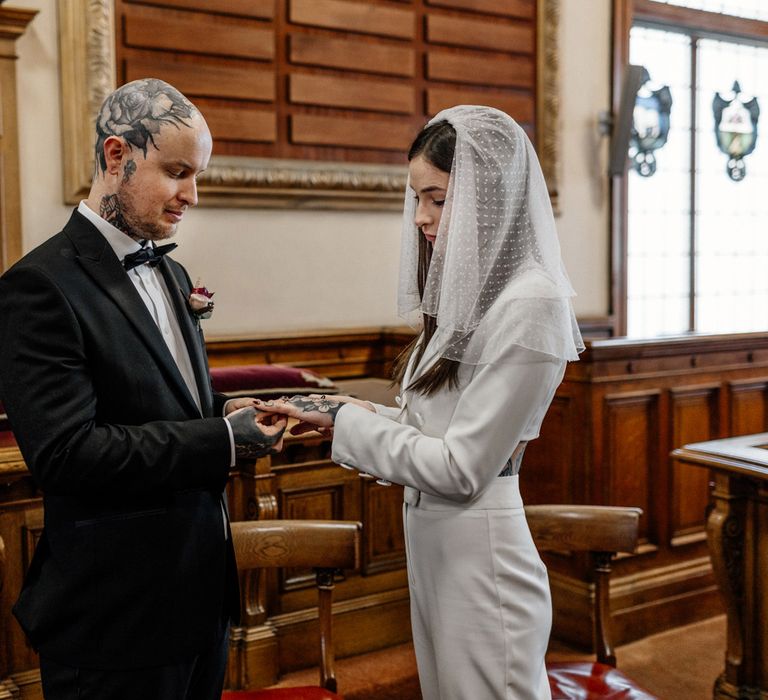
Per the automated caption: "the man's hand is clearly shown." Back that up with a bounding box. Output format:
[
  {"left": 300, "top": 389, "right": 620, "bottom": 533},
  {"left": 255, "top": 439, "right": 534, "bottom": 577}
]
[
  {"left": 223, "top": 397, "right": 259, "bottom": 415},
  {"left": 226, "top": 406, "right": 287, "bottom": 459}
]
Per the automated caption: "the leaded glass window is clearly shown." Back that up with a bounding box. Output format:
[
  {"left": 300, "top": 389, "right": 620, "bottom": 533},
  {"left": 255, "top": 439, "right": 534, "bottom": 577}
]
[
  {"left": 627, "top": 28, "right": 692, "bottom": 337},
  {"left": 626, "top": 13, "right": 768, "bottom": 336},
  {"left": 696, "top": 39, "right": 768, "bottom": 332}
]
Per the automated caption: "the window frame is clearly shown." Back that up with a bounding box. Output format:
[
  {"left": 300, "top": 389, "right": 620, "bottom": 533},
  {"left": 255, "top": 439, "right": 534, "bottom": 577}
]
[{"left": 611, "top": 0, "right": 768, "bottom": 336}]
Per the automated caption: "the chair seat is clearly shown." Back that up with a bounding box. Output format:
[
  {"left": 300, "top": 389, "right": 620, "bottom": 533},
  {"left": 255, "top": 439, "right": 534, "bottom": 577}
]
[
  {"left": 548, "top": 662, "right": 659, "bottom": 699},
  {"left": 222, "top": 688, "right": 342, "bottom": 700}
]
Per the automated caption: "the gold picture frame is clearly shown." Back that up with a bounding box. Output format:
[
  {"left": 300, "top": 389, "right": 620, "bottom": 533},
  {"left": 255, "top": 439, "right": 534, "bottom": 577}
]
[{"left": 58, "top": 0, "right": 560, "bottom": 212}]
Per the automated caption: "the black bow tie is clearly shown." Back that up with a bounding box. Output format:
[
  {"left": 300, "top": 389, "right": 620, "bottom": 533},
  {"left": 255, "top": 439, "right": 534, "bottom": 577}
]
[{"left": 123, "top": 243, "right": 178, "bottom": 271}]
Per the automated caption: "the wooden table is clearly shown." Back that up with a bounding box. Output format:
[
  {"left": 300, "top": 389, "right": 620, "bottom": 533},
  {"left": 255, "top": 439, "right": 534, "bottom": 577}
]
[{"left": 673, "top": 433, "right": 768, "bottom": 700}]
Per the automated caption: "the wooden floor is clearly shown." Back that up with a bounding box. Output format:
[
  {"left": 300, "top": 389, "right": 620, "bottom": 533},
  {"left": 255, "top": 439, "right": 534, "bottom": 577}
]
[{"left": 268, "top": 615, "right": 726, "bottom": 699}]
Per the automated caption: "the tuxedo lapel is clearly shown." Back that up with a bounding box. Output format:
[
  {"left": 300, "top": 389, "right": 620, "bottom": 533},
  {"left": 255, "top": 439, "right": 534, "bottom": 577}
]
[
  {"left": 65, "top": 214, "right": 201, "bottom": 417},
  {"left": 158, "top": 260, "right": 214, "bottom": 417}
]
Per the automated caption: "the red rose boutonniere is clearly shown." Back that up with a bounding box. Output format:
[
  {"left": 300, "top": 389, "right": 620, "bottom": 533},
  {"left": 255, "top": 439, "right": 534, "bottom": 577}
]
[{"left": 189, "top": 279, "right": 215, "bottom": 320}]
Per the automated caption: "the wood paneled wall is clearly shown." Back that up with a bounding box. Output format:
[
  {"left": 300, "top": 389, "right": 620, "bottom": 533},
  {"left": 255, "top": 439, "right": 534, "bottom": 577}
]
[
  {"left": 212, "top": 329, "right": 768, "bottom": 648},
  {"left": 6, "top": 329, "right": 768, "bottom": 691},
  {"left": 205, "top": 327, "right": 413, "bottom": 378},
  {"left": 114, "top": 0, "right": 538, "bottom": 162},
  {"left": 523, "top": 333, "right": 768, "bottom": 646}
]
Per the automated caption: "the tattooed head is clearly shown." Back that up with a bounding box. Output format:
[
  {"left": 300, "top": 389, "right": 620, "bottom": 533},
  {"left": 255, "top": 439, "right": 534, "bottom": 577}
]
[{"left": 94, "top": 78, "right": 197, "bottom": 174}]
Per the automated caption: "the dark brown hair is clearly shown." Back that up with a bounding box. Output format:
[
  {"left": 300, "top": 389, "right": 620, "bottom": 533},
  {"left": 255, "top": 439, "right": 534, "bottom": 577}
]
[{"left": 392, "top": 121, "right": 461, "bottom": 396}]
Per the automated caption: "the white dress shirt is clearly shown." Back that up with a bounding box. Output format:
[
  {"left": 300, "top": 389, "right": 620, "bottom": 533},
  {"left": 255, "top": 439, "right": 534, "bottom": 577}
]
[
  {"left": 78, "top": 201, "right": 200, "bottom": 408},
  {"left": 77, "top": 201, "right": 236, "bottom": 468}
]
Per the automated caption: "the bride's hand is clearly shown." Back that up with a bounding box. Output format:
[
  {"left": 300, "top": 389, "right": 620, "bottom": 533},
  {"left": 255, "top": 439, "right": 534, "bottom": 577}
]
[
  {"left": 254, "top": 394, "right": 339, "bottom": 431},
  {"left": 255, "top": 394, "right": 374, "bottom": 435},
  {"left": 308, "top": 394, "right": 375, "bottom": 412}
]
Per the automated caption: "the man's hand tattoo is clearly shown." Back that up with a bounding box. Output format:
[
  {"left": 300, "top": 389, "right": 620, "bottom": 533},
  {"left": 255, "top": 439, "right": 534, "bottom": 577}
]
[
  {"left": 235, "top": 438, "right": 281, "bottom": 460},
  {"left": 228, "top": 407, "right": 285, "bottom": 459}
]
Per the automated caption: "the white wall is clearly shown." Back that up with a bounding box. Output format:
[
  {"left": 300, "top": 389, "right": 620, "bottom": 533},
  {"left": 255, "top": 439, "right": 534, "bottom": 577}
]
[
  {"left": 557, "top": 0, "right": 613, "bottom": 318},
  {"left": 15, "top": 0, "right": 612, "bottom": 336}
]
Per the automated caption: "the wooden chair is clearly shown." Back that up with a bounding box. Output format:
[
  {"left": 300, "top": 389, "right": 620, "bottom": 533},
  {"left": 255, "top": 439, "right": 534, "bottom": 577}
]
[
  {"left": 222, "top": 519, "right": 361, "bottom": 700},
  {"left": 526, "top": 505, "right": 660, "bottom": 700}
]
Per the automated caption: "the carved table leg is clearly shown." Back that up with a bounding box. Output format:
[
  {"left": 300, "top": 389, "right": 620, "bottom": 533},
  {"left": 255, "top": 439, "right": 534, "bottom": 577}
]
[{"left": 707, "top": 472, "right": 768, "bottom": 699}]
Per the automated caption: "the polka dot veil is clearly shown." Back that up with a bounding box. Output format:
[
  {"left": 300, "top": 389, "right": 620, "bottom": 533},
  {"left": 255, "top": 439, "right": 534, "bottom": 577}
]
[{"left": 398, "top": 105, "right": 584, "bottom": 365}]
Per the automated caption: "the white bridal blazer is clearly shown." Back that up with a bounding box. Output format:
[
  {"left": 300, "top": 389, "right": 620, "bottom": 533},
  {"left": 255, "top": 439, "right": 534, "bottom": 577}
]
[{"left": 332, "top": 292, "right": 568, "bottom": 503}]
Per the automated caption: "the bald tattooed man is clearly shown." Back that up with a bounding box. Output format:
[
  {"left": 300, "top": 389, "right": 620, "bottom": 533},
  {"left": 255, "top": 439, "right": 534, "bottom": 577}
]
[{"left": 0, "top": 79, "right": 286, "bottom": 700}]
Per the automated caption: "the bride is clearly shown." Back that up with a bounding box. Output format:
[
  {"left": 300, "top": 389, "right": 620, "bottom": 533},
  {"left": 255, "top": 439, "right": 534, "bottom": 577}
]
[{"left": 256, "top": 105, "right": 583, "bottom": 700}]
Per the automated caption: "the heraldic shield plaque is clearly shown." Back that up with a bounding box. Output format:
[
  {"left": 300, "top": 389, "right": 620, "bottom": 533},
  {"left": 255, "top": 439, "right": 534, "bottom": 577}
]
[
  {"left": 713, "top": 80, "right": 760, "bottom": 182},
  {"left": 630, "top": 68, "right": 673, "bottom": 177}
]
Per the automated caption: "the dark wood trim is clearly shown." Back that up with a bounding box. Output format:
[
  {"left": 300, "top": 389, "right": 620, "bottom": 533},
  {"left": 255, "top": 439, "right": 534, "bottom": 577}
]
[
  {"left": 584, "top": 331, "right": 768, "bottom": 360},
  {"left": 634, "top": 0, "right": 768, "bottom": 43},
  {"left": 610, "top": 0, "right": 632, "bottom": 336},
  {"left": 206, "top": 318, "right": 618, "bottom": 379},
  {"left": 205, "top": 327, "right": 414, "bottom": 380}
]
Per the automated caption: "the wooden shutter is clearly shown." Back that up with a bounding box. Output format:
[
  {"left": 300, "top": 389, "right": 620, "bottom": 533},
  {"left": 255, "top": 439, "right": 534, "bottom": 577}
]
[{"left": 115, "top": 0, "right": 537, "bottom": 165}]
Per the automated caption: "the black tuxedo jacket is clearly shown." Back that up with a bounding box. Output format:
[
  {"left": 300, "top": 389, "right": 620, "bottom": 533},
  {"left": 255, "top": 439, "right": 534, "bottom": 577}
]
[{"left": 0, "top": 210, "right": 239, "bottom": 669}]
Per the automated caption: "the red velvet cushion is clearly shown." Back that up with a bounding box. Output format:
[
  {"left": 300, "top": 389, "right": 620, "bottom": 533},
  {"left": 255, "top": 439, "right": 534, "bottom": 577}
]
[
  {"left": 548, "top": 662, "right": 659, "bottom": 699},
  {"left": 210, "top": 364, "right": 337, "bottom": 400},
  {"left": 222, "top": 688, "right": 342, "bottom": 700}
]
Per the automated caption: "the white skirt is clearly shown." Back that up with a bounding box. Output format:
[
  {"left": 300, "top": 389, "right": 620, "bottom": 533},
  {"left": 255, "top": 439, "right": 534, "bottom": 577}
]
[{"left": 403, "top": 476, "right": 552, "bottom": 700}]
